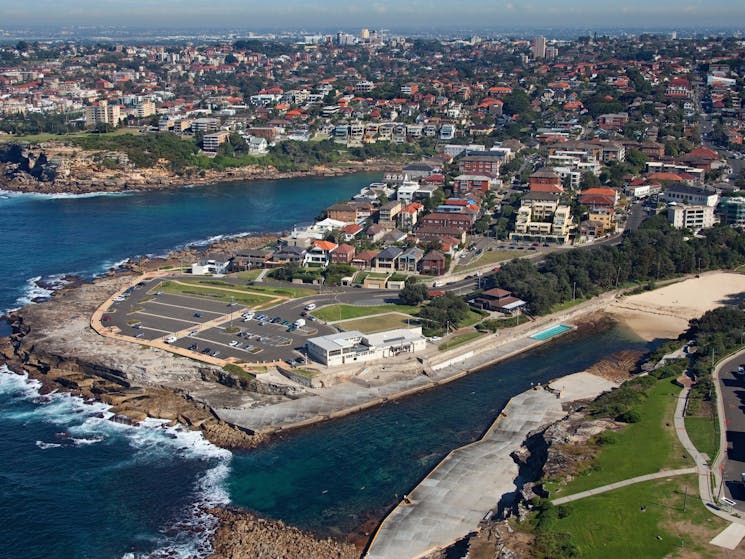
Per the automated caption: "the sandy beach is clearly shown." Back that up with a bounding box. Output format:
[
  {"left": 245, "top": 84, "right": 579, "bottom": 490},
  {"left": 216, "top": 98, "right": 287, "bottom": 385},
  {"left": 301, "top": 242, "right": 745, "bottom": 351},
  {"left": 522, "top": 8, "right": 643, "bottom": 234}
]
[{"left": 607, "top": 272, "right": 745, "bottom": 341}]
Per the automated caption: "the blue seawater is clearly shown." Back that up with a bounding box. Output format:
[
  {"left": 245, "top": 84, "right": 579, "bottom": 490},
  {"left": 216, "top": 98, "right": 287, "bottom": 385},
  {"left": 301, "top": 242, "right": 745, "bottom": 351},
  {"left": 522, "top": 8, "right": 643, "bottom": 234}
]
[
  {"left": 0, "top": 173, "right": 376, "bottom": 312},
  {"left": 0, "top": 173, "right": 651, "bottom": 557}
]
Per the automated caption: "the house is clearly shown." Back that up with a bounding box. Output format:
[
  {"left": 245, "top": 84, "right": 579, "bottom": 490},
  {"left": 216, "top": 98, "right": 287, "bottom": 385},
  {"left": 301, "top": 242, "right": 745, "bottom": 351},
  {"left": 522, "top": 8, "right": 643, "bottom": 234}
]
[
  {"left": 401, "top": 162, "right": 440, "bottom": 179},
  {"left": 381, "top": 229, "right": 407, "bottom": 245},
  {"left": 231, "top": 248, "right": 275, "bottom": 271},
  {"left": 352, "top": 249, "right": 379, "bottom": 270},
  {"left": 419, "top": 250, "right": 447, "bottom": 275},
  {"left": 579, "top": 219, "right": 606, "bottom": 241},
  {"left": 470, "top": 288, "right": 527, "bottom": 315},
  {"left": 397, "top": 247, "right": 424, "bottom": 272},
  {"left": 331, "top": 243, "right": 355, "bottom": 264},
  {"left": 268, "top": 245, "right": 306, "bottom": 267},
  {"left": 303, "top": 240, "right": 338, "bottom": 267},
  {"left": 340, "top": 223, "right": 363, "bottom": 241},
  {"left": 398, "top": 202, "right": 424, "bottom": 230},
  {"left": 374, "top": 246, "right": 403, "bottom": 271},
  {"left": 191, "top": 254, "right": 232, "bottom": 275},
  {"left": 365, "top": 223, "right": 388, "bottom": 242}
]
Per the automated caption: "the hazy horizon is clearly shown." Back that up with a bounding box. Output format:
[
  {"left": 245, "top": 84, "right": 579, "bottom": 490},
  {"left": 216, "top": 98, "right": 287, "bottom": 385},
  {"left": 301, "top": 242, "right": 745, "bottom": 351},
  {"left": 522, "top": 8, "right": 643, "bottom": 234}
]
[{"left": 1, "top": 0, "right": 744, "bottom": 31}]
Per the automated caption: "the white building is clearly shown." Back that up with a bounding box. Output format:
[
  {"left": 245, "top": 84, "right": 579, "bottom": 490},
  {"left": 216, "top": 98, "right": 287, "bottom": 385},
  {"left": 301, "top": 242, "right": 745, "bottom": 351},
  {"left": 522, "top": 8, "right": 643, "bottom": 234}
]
[
  {"left": 667, "top": 204, "right": 716, "bottom": 231},
  {"left": 191, "top": 256, "right": 231, "bottom": 275},
  {"left": 306, "top": 328, "right": 427, "bottom": 366},
  {"left": 662, "top": 185, "right": 719, "bottom": 207}
]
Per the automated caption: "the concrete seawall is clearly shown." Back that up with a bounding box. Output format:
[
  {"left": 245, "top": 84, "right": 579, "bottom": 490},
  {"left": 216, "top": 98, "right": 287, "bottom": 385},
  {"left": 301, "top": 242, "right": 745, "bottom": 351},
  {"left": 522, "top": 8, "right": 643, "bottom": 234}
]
[{"left": 364, "top": 371, "right": 618, "bottom": 559}]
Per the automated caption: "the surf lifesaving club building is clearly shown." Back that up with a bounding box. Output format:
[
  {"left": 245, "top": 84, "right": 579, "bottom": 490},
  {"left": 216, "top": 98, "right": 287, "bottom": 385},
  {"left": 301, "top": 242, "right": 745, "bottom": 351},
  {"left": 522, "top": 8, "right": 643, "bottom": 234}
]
[{"left": 306, "top": 327, "right": 427, "bottom": 366}]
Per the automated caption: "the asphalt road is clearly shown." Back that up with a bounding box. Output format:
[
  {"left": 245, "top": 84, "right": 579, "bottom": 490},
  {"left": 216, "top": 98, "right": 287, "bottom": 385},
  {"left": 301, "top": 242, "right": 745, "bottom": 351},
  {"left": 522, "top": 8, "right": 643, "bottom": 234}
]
[{"left": 717, "top": 351, "right": 745, "bottom": 511}]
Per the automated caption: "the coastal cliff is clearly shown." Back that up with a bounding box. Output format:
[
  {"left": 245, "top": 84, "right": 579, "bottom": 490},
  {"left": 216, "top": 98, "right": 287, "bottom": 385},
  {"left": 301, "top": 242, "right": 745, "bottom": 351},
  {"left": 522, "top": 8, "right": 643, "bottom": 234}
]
[{"left": 0, "top": 141, "right": 396, "bottom": 194}]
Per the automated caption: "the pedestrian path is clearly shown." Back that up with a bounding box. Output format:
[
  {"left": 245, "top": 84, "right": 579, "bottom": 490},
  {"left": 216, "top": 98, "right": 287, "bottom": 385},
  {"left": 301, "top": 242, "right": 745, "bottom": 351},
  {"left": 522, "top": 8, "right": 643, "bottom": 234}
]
[{"left": 552, "top": 468, "right": 696, "bottom": 505}]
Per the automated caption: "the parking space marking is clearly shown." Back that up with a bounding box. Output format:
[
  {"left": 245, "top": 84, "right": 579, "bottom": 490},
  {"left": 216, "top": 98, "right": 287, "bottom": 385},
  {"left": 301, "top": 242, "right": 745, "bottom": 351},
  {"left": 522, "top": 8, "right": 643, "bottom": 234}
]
[
  {"left": 146, "top": 299, "right": 228, "bottom": 315},
  {"left": 131, "top": 310, "right": 203, "bottom": 326}
]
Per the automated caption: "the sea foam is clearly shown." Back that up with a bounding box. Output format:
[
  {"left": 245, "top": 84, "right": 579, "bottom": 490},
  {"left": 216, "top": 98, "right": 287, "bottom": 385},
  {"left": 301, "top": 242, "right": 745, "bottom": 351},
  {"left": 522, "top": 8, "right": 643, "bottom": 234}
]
[{"left": 0, "top": 365, "right": 232, "bottom": 559}]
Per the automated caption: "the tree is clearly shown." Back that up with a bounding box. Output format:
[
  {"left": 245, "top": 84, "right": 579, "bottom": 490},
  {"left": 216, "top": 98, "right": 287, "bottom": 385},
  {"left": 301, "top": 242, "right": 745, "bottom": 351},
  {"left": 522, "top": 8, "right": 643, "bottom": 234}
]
[
  {"left": 580, "top": 171, "right": 601, "bottom": 189},
  {"left": 399, "top": 282, "right": 428, "bottom": 306},
  {"left": 503, "top": 89, "right": 531, "bottom": 116}
]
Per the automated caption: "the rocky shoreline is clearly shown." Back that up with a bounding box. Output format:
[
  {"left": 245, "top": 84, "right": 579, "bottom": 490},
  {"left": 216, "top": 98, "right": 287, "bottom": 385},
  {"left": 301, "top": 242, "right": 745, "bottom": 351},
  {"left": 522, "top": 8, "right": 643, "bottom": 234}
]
[{"left": 0, "top": 140, "right": 399, "bottom": 194}]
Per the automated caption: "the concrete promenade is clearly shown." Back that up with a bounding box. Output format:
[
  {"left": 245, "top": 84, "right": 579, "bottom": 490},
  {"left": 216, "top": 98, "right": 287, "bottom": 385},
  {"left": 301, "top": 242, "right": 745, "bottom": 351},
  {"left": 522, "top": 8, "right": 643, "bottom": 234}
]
[
  {"left": 364, "top": 388, "right": 568, "bottom": 559},
  {"left": 215, "top": 293, "right": 618, "bottom": 434}
]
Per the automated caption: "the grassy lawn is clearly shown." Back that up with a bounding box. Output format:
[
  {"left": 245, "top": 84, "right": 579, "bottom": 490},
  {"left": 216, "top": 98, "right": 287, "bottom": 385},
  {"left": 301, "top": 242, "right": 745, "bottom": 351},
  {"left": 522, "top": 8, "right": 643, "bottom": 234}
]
[
  {"left": 438, "top": 331, "right": 485, "bottom": 351},
  {"left": 462, "top": 309, "right": 488, "bottom": 327},
  {"left": 230, "top": 270, "right": 263, "bottom": 281},
  {"left": 550, "top": 380, "right": 692, "bottom": 496},
  {"left": 188, "top": 278, "right": 314, "bottom": 298},
  {"left": 454, "top": 249, "right": 515, "bottom": 273},
  {"left": 684, "top": 416, "right": 720, "bottom": 460},
  {"left": 340, "top": 312, "right": 421, "bottom": 334},
  {"left": 156, "top": 280, "right": 275, "bottom": 307},
  {"left": 313, "top": 304, "right": 418, "bottom": 322},
  {"left": 552, "top": 475, "right": 727, "bottom": 559}
]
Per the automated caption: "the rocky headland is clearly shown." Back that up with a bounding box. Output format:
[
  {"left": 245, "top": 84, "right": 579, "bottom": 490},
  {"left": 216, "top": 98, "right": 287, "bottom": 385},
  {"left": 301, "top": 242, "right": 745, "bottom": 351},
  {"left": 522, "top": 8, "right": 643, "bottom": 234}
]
[{"left": 0, "top": 141, "right": 398, "bottom": 194}]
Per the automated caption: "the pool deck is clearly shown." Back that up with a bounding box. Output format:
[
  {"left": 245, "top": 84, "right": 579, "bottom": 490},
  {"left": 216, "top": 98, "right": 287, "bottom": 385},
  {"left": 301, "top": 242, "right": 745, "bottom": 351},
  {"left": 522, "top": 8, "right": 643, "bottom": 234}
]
[{"left": 364, "top": 372, "right": 617, "bottom": 559}]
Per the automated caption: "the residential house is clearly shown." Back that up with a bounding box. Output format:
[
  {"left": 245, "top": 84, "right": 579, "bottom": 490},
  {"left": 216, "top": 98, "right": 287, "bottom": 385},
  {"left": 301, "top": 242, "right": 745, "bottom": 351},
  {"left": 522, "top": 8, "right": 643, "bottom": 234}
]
[
  {"left": 340, "top": 223, "right": 363, "bottom": 241},
  {"left": 191, "top": 254, "right": 232, "bottom": 275},
  {"left": 365, "top": 223, "right": 388, "bottom": 242},
  {"left": 471, "top": 288, "right": 527, "bottom": 315},
  {"left": 374, "top": 246, "right": 403, "bottom": 271},
  {"left": 352, "top": 249, "right": 379, "bottom": 270},
  {"left": 330, "top": 243, "right": 356, "bottom": 264},
  {"left": 303, "top": 240, "right": 338, "bottom": 267},
  {"left": 402, "top": 162, "right": 439, "bottom": 179},
  {"left": 397, "top": 202, "right": 424, "bottom": 230},
  {"left": 397, "top": 247, "right": 424, "bottom": 272},
  {"left": 419, "top": 250, "right": 447, "bottom": 275},
  {"left": 381, "top": 229, "right": 407, "bottom": 245},
  {"left": 268, "top": 246, "right": 306, "bottom": 267},
  {"left": 231, "top": 248, "right": 275, "bottom": 271}
]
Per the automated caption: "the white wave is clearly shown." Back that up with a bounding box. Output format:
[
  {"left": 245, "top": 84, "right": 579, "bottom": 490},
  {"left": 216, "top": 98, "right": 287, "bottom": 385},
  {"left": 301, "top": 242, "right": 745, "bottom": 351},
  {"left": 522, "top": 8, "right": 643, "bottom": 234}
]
[
  {"left": 0, "top": 188, "right": 137, "bottom": 200},
  {"left": 1, "top": 365, "right": 232, "bottom": 559},
  {"left": 35, "top": 440, "right": 62, "bottom": 449},
  {"left": 9, "top": 273, "right": 77, "bottom": 312}
]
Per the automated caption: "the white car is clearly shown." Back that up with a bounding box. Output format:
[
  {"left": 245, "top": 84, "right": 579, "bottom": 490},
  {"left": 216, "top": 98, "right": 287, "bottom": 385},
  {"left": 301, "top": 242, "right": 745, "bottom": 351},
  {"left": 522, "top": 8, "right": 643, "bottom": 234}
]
[
  {"left": 229, "top": 341, "right": 239, "bottom": 347},
  {"left": 304, "top": 303, "right": 317, "bottom": 311},
  {"left": 165, "top": 335, "right": 177, "bottom": 344}
]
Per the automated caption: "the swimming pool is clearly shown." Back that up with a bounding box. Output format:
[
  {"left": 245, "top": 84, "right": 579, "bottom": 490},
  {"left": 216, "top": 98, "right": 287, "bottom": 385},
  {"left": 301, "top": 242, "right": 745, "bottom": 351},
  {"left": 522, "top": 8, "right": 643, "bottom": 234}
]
[{"left": 530, "top": 324, "right": 572, "bottom": 341}]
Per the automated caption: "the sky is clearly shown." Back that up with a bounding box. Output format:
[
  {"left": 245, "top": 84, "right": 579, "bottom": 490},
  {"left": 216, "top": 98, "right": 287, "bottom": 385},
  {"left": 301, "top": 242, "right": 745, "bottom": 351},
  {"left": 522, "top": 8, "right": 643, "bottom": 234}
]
[{"left": 1, "top": 0, "right": 744, "bottom": 30}]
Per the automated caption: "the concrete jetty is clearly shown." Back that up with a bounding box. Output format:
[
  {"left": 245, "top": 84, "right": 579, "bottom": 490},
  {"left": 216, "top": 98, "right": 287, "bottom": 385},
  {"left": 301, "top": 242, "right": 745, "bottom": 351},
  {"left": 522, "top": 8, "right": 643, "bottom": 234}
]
[
  {"left": 364, "top": 388, "right": 567, "bottom": 559},
  {"left": 364, "top": 371, "right": 617, "bottom": 559}
]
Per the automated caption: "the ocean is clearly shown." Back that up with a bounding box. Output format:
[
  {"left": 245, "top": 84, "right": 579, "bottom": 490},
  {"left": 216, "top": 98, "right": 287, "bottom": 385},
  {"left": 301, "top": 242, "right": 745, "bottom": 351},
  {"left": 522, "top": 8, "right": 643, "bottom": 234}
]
[{"left": 0, "top": 174, "right": 650, "bottom": 558}]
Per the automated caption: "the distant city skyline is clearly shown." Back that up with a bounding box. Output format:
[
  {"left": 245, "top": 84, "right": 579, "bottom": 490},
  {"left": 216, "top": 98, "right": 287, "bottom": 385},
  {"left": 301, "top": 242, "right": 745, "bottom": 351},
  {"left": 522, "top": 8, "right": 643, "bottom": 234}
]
[{"left": 1, "top": 0, "right": 744, "bottom": 30}]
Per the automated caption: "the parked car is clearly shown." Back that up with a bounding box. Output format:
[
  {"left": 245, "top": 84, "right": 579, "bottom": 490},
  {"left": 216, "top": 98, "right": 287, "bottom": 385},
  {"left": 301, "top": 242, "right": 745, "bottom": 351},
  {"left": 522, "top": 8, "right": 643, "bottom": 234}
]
[
  {"left": 194, "top": 312, "right": 202, "bottom": 318},
  {"left": 188, "top": 344, "right": 198, "bottom": 351}
]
